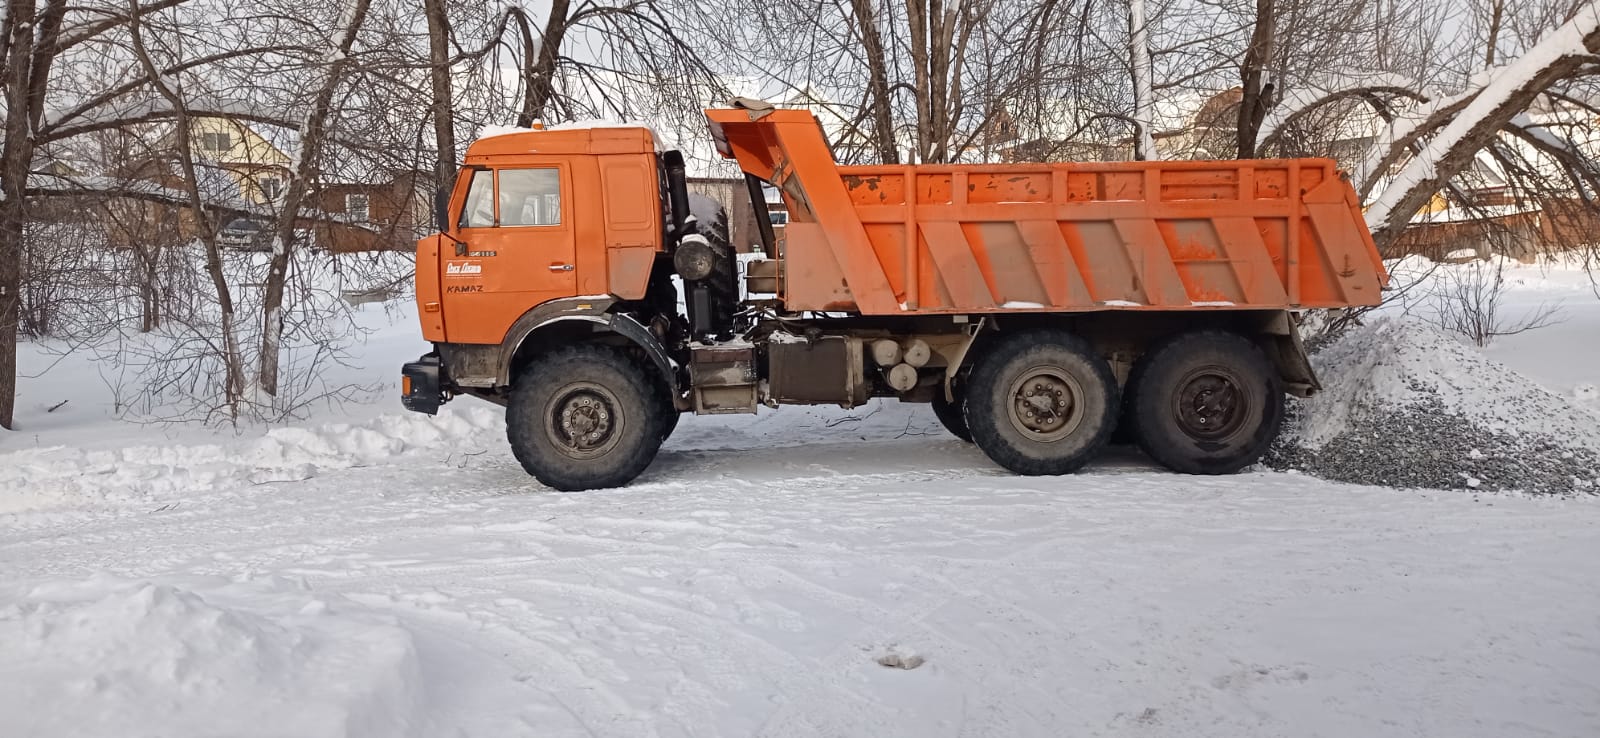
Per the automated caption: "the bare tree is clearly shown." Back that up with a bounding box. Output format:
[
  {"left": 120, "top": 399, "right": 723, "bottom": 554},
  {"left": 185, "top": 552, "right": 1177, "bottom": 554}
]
[
  {"left": 1364, "top": 6, "right": 1600, "bottom": 251},
  {"left": 125, "top": 0, "right": 248, "bottom": 417},
  {"left": 1235, "top": 0, "right": 1277, "bottom": 158},
  {"left": 423, "top": 0, "right": 458, "bottom": 194},
  {"left": 0, "top": 0, "right": 71, "bottom": 429},
  {"left": 1129, "top": 0, "right": 1156, "bottom": 159},
  {"left": 259, "top": 0, "right": 375, "bottom": 399},
  {"left": 1432, "top": 258, "right": 1565, "bottom": 346}
]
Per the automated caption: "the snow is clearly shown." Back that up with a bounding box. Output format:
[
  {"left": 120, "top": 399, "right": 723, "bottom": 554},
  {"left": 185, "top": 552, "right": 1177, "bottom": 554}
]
[
  {"left": 1385, "top": 253, "right": 1600, "bottom": 404},
  {"left": 0, "top": 404, "right": 502, "bottom": 518},
  {"left": 475, "top": 119, "right": 661, "bottom": 144},
  {"left": 765, "top": 330, "right": 810, "bottom": 344},
  {"left": 1269, "top": 255, "right": 1600, "bottom": 493},
  {"left": 4, "top": 250, "right": 1600, "bottom": 736},
  {"left": 3, "top": 403, "right": 1600, "bottom": 736},
  {"left": 1000, "top": 300, "right": 1043, "bottom": 308},
  {"left": 1510, "top": 112, "right": 1576, "bottom": 154},
  {"left": 474, "top": 124, "right": 539, "bottom": 140},
  {"left": 0, "top": 575, "right": 422, "bottom": 738},
  {"left": 687, "top": 192, "right": 724, "bottom": 230},
  {"left": 1254, "top": 72, "right": 1413, "bottom": 148},
  {"left": 1286, "top": 315, "right": 1600, "bottom": 453},
  {"left": 1100, "top": 299, "right": 1143, "bottom": 306}
]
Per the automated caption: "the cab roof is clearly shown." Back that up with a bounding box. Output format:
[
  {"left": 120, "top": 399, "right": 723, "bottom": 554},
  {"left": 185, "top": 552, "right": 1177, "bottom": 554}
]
[{"left": 464, "top": 125, "right": 657, "bottom": 163}]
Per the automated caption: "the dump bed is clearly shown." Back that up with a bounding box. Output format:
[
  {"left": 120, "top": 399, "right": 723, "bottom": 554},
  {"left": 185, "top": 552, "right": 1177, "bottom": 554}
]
[{"left": 706, "top": 107, "right": 1388, "bottom": 315}]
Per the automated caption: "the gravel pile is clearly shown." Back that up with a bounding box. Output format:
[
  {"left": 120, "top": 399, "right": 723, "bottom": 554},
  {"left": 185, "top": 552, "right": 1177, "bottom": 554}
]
[{"left": 1265, "top": 317, "right": 1600, "bottom": 495}]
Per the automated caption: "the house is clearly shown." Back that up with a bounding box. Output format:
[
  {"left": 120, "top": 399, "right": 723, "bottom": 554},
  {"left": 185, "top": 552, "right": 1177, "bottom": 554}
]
[
  {"left": 109, "top": 116, "right": 426, "bottom": 252},
  {"left": 168, "top": 117, "right": 293, "bottom": 207},
  {"left": 308, "top": 169, "right": 431, "bottom": 253},
  {"left": 1386, "top": 98, "right": 1600, "bottom": 260}
]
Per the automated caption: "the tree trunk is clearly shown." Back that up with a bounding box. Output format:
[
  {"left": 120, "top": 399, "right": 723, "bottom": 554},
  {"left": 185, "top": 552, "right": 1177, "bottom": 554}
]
[
  {"left": 0, "top": 0, "right": 41, "bottom": 430},
  {"left": 906, "top": 0, "right": 933, "bottom": 162},
  {"left": 926, "top": 0, "right": 951, "bottom": 163},
  {"left": 1484, "top": 0, "right": 1504, "bottom": 68},
  {"left": 523, "top": 0, "right": 572, "bottom": 124},
  {"left": 423, "top": 0, "right": 458, "bottom": 192},
  {"left": 0, "top": 206, "right": 22, "bottom": 430},
  {"left": 127, "top": 0, "right": 246, "bottom": 419},
  {"left": 1129, "top": 0, "right": 1155, "bottom": 160},
  {"left": 137, "top": 243, "right": 162, "bottom": 332},
  {"left": 849, "top": 0, "right": 900, "bottom": 164},
  {"left": 1236, "top": 0, "right": 1276, "bottom": 159},
  {"left": 258, "top": 0, "right": 373, "bottom": 400}
]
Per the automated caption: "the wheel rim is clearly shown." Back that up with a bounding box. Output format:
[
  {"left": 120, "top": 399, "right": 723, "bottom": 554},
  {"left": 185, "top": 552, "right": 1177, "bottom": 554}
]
[
  {"left": 1005, "top": 365, "right": 1085, "bottom": 442},
  {"left": 546, "top": 381, "right": 625, "bottom": 460},
  {"left": 1173, "top": 366, "right": 1250, "bottom": 440}
]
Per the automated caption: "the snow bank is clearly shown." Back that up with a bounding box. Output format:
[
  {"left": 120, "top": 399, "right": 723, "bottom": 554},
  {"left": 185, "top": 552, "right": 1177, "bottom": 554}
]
[
  {"left": 0, "top": 574, "right": 421, "bottom": 738},
  {"left": 0, "top": 405, "right": 502, "bottom": 516},
  {"left": 1270, "top": 317, "right": 1600, "bottom": 494}
]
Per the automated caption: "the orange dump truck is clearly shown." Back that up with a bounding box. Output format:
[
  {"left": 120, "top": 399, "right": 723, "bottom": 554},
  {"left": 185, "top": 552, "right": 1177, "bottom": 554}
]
[{"left": 402, "top": 100, "right": 1387, "bottom": 490}]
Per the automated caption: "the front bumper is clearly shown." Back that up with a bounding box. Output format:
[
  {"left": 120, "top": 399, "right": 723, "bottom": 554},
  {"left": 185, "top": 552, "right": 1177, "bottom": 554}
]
[{"left": 401, "top": 353, "right": 448, "bottom": 415}]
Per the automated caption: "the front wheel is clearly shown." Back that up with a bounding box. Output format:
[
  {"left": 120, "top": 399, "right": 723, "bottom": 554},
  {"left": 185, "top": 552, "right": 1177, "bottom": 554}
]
[
  {"left": 506, "top": 345, "right": 666, "bottom": 491},
  {"left": 965, "top": 331, "right": 1118, "bottom": 475},
  {"left": 1127, "top": 331, "right": 1283, "bottom": 474}
]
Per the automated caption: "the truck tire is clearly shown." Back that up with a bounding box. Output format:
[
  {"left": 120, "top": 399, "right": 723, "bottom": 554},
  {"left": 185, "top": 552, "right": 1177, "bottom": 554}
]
[
  {"left": 634, "top": 351, "right": 681, "bottom": 443},
  {"left": 965, "top": 331, "right": 1118, "bottom": 475},
  {"left": 930, "top": 388, "right": 973, "bottom": 443},
  {"left": 659, "top": 398, "right": 681, "bottom": 442},
  {"left": 1128, "top": 331, "right": 1283, "bottom": 474},
  {"left": 506, "top": 344, "right": 666, "bottom": 491}
]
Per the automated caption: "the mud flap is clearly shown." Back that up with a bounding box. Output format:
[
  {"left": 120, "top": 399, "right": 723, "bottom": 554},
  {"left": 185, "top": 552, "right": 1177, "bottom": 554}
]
[{"left": 1260, "top": 312, "right": 1321, "bottom": 397}]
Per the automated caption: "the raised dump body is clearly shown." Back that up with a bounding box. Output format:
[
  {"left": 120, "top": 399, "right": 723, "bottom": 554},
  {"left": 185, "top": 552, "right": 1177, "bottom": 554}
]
[{"left": 706, "top": 107, "right": 1387, "bottom": 315}]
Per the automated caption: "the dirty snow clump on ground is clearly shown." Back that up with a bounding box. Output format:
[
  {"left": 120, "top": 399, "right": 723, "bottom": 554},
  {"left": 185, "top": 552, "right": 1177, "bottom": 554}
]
[
  {"left": 0, "top": 574, "right": 422, "bottom": 738},
  {"left": 1267, "top": 317, "right": 1600, "bottom": 494}
]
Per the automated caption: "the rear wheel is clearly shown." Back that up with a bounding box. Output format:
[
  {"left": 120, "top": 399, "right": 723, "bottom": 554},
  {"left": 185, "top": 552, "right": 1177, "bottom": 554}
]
[
  {"left": 965, "top": 331, "right": 1118, "bottom": 475},
  {"left": 1128, "top": 331, "right": 1283, "bottom": 474},
  {"left": 506, "top": 345, "right": 665, "bottom": 490},
  {"left": 930, "top": 387, "right": 972, "bottom": 442}
]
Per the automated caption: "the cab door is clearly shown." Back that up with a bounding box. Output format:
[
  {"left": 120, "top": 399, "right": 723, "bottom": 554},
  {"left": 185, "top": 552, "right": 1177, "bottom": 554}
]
[{"left": 443, "top": 163, "right": 577, "bottom": 345}]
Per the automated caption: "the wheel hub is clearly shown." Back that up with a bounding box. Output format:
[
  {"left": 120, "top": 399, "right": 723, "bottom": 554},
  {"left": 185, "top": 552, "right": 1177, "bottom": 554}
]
[
  {"left": 1007, "top": 369, "right": 1083, "bottom": 441},
  {"left": 548, "top": 383, "right": 622, "bottom": 459},
  {"left": 1175, "top": 370, "right": 1247, "bottom": 439}
]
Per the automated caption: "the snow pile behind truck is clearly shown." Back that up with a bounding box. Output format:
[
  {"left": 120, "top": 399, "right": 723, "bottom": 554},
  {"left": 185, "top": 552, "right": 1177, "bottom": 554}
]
[{"left": 1267, "top": 317, "right": 1600, "bottom": 494}]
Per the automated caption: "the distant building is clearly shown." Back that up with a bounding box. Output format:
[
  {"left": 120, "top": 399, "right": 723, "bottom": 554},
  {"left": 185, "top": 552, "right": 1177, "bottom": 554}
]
[{"left": 109, "top": 116, "right": 427, "bottom": 252}]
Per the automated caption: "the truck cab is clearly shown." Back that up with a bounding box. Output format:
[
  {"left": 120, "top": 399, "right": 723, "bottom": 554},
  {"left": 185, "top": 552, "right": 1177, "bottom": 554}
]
[{"left": 413, "top": 125, "right": 668, "bottom": 349}]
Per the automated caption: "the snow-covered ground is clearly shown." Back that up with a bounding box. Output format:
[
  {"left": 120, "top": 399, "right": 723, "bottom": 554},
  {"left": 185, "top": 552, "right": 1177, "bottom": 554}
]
[
  {"left": 1383, "top": 254, "right": 1600, "bottom": 411},
  {"left": 2, "top": 254, "right": 1598, "bottom": 737}
]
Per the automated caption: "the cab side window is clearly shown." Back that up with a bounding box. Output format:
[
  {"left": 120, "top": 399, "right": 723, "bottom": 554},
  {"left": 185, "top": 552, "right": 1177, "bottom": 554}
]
[
  {"left": 499, "top": 169, "right": 561, "bottom": 226},
  {"left": 460, "top": 169, "right": 495, "bottom": 228}
]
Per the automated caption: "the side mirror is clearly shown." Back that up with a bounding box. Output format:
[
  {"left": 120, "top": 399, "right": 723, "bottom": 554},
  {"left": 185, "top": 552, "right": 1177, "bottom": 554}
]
[{"left": 433, "top": 187, "right": 450, "bottom": 233}]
